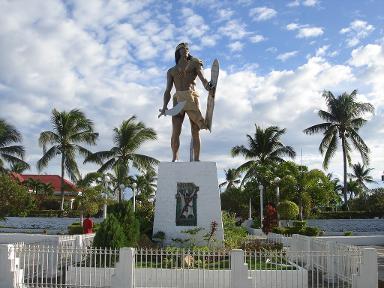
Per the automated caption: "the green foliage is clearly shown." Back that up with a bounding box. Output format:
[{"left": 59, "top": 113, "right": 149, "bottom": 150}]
[
  {"left": 39, "top": 198, "right": 60, "bottom": 210},
  {"left": 241, "top": 238, "right": 283, "bottom": 251},
  {"left": 315, "top": 210, "right": 384, "bottom": 219},
  {"left": 222, "top": 211, "right": 247, "bottom": 249},
  {"left": 76, "top": 186, "right": 104, "bottom": 216},
  {"left": 93, "top": 214, "right": 127, "bottom": 248},
  {"left": 108, "top": 201, "right": 140, "bottom": 247},
  {"left": 252, "top": 218, "right": 261, "bottom": 229},
  {"left": 277, "top": 200, "right": 299, "bottom": 220},
  {"left": 344, "top": 231, "right": 353, "bottom": 236},
  {"left": 272, "top": 226, "right": 320, "bottom": 236},
  {"left": 292, "top": 221, "right": 307, "bottom": 228},
  {"left": 0, "top": 174, "right": 35, "bottom": 219}
]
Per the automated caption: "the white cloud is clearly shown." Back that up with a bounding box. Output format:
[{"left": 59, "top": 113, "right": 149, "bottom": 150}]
[
  {"left": 340, "top": 20, "right": 375, "bottom": 47},
  {"left": 287, "top": 0, "right": 319, "bottom": 7},
  {"left": 277, "top": 51, "right": 298, "bottom": 61},
  {"left": 249, "top": 7, "right": 277, "bottom": 21},
  {"left": 315, "top": 45, "right": 329, "bottom": 57},
  {"left": 249, "top": 34, "right": 266, "bottom": 43},
  {"left": 286, "top": 23, "right": 324, "bottom": 38},
  {"left": 228, "top": 41, "right": 244, "bottom": 52},
  {"left": 217, "top": 8, "right": 234, "bottom": 22},
  {"left": 218, "top": 20, "right": 249, "bottom": 40}
]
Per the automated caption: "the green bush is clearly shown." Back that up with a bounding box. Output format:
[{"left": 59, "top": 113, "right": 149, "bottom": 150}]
[
  {"left": 277, "top": 200, "right": 299, "bottom": 220},
  {"left": 0, "top": 174, "right": 36, "bottom": 219},
  {"left": 344, "top": 231, "right": 353, "bottom": 236},
  {"left": 292, "top": 221, "right": 307, "bottom": 228},
  {"left": 222, "top": 211, "right": 247, "bottom": 249},
  {"left": 93, "top": 214, "right": 127, "bottom": 248},
  {"left": 107, "top": 201, "right": 140, "bottom": 247},
  {"left": 315, "top": 211, "right": 383, "bottom": 219},
  {"left": 252, "top": 218, "right": 261, "bottom": 229},
  {"left": 272, "top": 226, "right": 320, "bottom": 236},
  {"left": 39, "top": 198, "right": 60, "bottom": 210}
]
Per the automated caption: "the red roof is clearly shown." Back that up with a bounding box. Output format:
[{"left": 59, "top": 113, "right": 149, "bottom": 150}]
[{"left": 11, "top": 173, "right": 79, "bottom": 193}]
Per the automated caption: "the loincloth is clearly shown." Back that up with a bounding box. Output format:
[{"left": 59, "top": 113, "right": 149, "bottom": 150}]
[{"left": 173, "top": 90, "right": 207, "bottom": 129}]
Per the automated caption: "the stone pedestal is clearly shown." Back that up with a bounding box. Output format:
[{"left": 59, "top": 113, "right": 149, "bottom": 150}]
[{"left": 153, "top": 162, "right": 224, "bottom": 246}]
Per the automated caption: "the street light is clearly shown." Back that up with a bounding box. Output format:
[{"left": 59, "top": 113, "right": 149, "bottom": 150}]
[
  {"left": 132, "top": 182, "right": 137, "bottom": 213},
  {"left": 274, "top": 177, "right": 281, "bottom": 203},
  {"left": 98, "top": 175, "right": 110, "bottom": 219},
  {"left": 258, "top": 184, "right": 264, "bottom": 227},
  {"left": 119, "top": 184, "right": 125, "bottom": 202}
]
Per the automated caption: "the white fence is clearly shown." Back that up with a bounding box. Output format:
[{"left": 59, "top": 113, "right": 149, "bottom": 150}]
[{"left": 0, "top": 235, "right": 378, "bottom": 288}]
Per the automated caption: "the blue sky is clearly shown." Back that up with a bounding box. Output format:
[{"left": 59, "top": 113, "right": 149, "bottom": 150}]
[{"left": 1, "top": 0, "right": 384, "bottom": 189}]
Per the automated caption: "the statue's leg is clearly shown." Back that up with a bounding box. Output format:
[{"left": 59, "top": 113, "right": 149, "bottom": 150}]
[
  {"left": 190, "top": 119, "right": 200, "bottom": 161},
  {"left": 171, "top": 113, "right": 185, "bottom": 161}
]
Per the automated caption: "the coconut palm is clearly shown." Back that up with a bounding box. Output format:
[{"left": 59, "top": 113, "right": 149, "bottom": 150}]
[
  {"left": 349, "top": 163, "right": 376, "bottom": 191},
  {"left": 219, "top": 168, "right": 241, "bottom": 191},
  {"left": 0, "top": 119, "right": 30, "bottom": 173},
  {"left": 303, "top": 90, "right": 374, "bottom": 208},
  {"left": 231, "top": 125, "right": 296, "bottom": 184},
  {"left": 85, "top": 116, "right": 159, "bottom": 193},
  {"left": 37, "top": 109, "right": 98, "bottom": 210}
]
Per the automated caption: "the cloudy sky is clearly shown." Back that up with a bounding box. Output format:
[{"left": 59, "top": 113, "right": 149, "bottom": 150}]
[{"left": 1, "top": 0, "right": 384, "bottom": 187}]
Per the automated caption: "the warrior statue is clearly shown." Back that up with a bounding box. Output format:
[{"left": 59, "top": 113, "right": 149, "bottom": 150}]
[{"left": 158, "top": 42, "right": 214, "bottom": 162}]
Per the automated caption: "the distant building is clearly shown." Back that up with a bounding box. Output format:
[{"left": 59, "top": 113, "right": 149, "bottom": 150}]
[{"left": 11, "top": 173, "right": 81, "bottom": 209}]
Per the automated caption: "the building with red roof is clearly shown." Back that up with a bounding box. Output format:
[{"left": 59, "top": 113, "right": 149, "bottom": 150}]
[{"left": 11, "top": 173, "right": 81, "bottom": 209}]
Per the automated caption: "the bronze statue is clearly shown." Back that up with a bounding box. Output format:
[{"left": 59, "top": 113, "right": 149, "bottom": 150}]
[{"left": 159, "top": 43, "right": 213, "bottom": 162}]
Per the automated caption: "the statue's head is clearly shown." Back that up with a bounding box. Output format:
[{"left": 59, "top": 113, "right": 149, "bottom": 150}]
[{"left": 175, "top": 42, "right": 192, "bottom": 64}]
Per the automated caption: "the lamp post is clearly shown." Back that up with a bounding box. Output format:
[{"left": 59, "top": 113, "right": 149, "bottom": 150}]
[
  {"left": 119, "top": 184, "right": 125, "bottom": 202},
  {"left": 98, "top": 175, "right": 110, "bottom": 220},
  {"left": 132, "top": 182, "right": 137, "bottom": 213},
  {"left": 274, "top": 177, "right": 281, "bottom": 226},
  {"left": 258, "top": 184, "right": 263, "bottom": 227}
]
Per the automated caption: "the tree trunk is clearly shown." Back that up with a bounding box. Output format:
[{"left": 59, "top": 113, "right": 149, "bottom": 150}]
[
  {"left": 60, "top": 154, "right": 65, "bottom": 211},
  {"left": 341, "top": 136, "right": 349, "bottom": 210}
]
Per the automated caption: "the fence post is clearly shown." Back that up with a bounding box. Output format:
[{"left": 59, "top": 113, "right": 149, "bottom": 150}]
[
  {"left": 230, "top": 249, "right": 252, "bottom": 288},
  {"left": 111, "top": 247, "right": 135, "bottom": 288},
  {"left": 0, "top": 244, "right": 22, "bottom": 288},
  {"left": 352, "top": 248, "right": 378, "bottom": 288}
]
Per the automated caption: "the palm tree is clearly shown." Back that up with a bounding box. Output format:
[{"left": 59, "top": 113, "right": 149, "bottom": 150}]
[
  {"left": 85, "top": 116, "right": 159, "bottom": 193},
  {"left": 231, "top": 125, "right": 296, "bottom": 184},
  {"left": 0, "top": 119, "right": 30, "bottom": 172},
  {"left": 349, "top": 163, "right": 376, "bottom": 191},
  {"left": 37, "top": 109, "right": 98, "bottom": 210},
  {"left": 303, "top": 90, "right": 374, "bottom": 208},
  {"left": 219, "top": 168, "right": 241, "bottom": 191},
  {"left": 132, "top": 170, "right": 157, "bottom": 203}
]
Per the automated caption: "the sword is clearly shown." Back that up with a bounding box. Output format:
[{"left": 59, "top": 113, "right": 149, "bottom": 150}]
[{"left": 158, "top": 101, "right": 186, "bottom": 117}]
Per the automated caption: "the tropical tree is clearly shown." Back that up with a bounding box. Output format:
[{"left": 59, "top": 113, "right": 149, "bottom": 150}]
[
  {"left": 0, "top": 119, "right": 30, "bottom": 172},
  {"left": 219, "top": 168, "right": 241, "bottom": 191},
  {"left": 303, "top": 90, "right": 374, "bottom": 209},
  {"left": 231, "top": 125, "right": 296, "bottom": 184},
  {"left": 37, "top": 109, "right": 98, "bottom": 210},
  {"left": 349, "top": 163, "right": 376, "bottom": 191},
  {"left": 85, "top": 116, "right": 158, "bottom": 194}
]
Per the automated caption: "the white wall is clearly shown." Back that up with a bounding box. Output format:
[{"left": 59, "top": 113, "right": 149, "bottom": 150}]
[
  {"left": 316, "top": 235, "right": 384, "bottom": 246},
  {"left": 153, "top": 162, "right": 224, "bottom": 246}
]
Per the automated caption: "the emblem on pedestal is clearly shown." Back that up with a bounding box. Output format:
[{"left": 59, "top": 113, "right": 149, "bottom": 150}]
[{"left": 175, "top": 182, "right": 199, "bottom": 226}]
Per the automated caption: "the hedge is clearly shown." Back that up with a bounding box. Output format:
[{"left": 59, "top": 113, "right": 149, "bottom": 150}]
[{"left": 315, "top": 211, "right": 384, "bottom": 219}]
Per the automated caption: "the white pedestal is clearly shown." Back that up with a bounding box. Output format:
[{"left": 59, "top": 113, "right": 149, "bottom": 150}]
[{"left": 153, "top": 162, "right": 224, "bottom": 247}]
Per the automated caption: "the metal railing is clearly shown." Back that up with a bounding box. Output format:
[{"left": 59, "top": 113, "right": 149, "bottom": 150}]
[
  {"left": 13, "top": 243, "right": 119, "bottom": 287},
  {"left": 134, "top": 248, "right": 231, "bottom": 288}
]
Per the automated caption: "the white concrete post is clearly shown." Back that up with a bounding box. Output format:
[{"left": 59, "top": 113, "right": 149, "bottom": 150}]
[
  {"left": 111, "top": 247, "right": 135, "bottom": 288},
  {"left": 230, "top": 249, "right": 252, "bottom": 288},
  {"left": 0, "top": 244, "right": 22, "bottom": 288},
  {"left": 352, "top": 248, "right": 378, "bottom": 288},
  {"left": 258, "top": 184, "right": 263, "bottom": 227}
]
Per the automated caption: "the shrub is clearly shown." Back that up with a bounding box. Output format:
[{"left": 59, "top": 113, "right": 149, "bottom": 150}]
[
  {"left": 93, "top": 214, "right": 127, "bottom": 248},
  {"left": 68, "top": 222, "right": 100, "bottom": 235},
  {"left": 272, "top": 226, "right": 320, "bottom": 236},
  {"left": 39, "top": 198, "right": 60, "bottom": 210},
  {"left": 344, "top": 231, "right": 353, "bottom": 236},
  {"left": 292, "top": 221, "right": 307, "bottom": 228},
  {"left": 108, "top": 201, "right": 140, "bottom": 247},
  {"left": 277, "top": 200, "right": 299, "bottom": 220},
  {"left": 222, "top": 211, "right": 247, "bottom": 249},
  {"left": 252, "top": 218, "right": 261, "bottom": 229},
  {"left": 262, "top": 204, "right": 278, "bottom": 234},
  {"left": 0, "top": 174, "right": 36, "bottom": 219}
]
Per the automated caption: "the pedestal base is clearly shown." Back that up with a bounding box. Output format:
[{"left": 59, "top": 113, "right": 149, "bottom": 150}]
[{"left": 153, "top": 162, "right": 224, "bottom": 247}]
